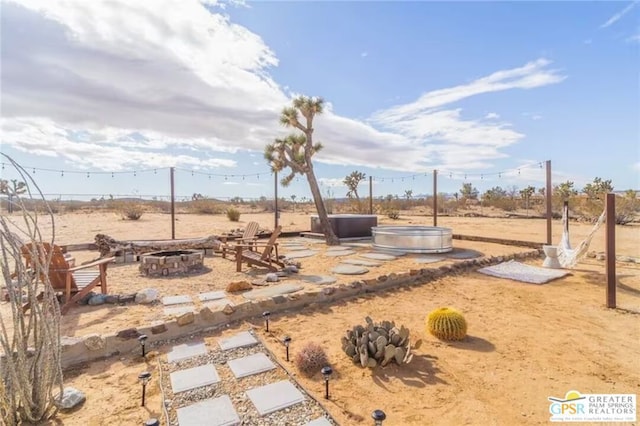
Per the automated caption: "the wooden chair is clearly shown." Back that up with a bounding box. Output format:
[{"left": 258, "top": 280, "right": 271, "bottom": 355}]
[
  {"left": 221, "top": 221, "right": 260, "bottom": 259},
  {"left": 235, "top": 226, "right": 285, "bottom": 272},
  {"left": 21, "top": 243, "right": 114, "bottom": 314}
]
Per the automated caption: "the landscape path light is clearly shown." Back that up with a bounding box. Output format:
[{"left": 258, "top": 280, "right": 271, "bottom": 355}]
[
  {"left": 144, "top": 419, "right": 160, "bottom": 426},
  {"left": 372, "top": 409, "right": 386, "bottom": 425},
  {"left": 138, "top": 334, "right": 148, "bottom": 357},
  {"left": 321, "top": 366, "right": 333, "bottom": 400},
  {"left": 283, "top": 336, "right": 291, "bottom": 361},
  {"left": 262, "top": 311, "right": 271, "bottom": 332},
  {"left": 138, "top": 371, "right": 151, "bottom": 407}
]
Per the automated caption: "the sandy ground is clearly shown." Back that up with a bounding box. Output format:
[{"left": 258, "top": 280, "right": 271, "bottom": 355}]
[{"left": 2, "top": 211, "right": 639, "bottom": 425}]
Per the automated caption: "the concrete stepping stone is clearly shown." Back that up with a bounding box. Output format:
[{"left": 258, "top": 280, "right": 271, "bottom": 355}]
[
  {"left": 374, "top": 249, "right": 407, "bottom": 256},
  {"left": 306, "top": 418, "right": 332, "bottom": 426},
  {"left": 164, "top": 305, "right": 196, "bottom": 317},
  {"left": 359, "top": 253, "right": 397, "bottom": 261},
  {"left": 228, "top": 353, "right": 276, "bottom": 378},
  {"left": 204, "top": 298, "right": 233, "bottom": 310},
  {"left": 447, "top": 249, "right": 483, "bottom": 259},
  {"left": 218, "top": 331, "right": 258, "bottom": 351},
  {"left": 162, "top": 295, "right": 193, "bottom": 306},
  {"left": 341, "top": 258, "right": 382, "bottom": 267},
  {"left": 324, "top": 249, "right": 356, "bottom": 257},
  {"left": 167, "top": 341, "right": 208, "bottom": 363},
  {"left": 198, "top": 291, "right": 226, "bottom": 302},
  {"left": 243, "top": 283, "right": 303, "bottom": 300},
  {"left": 246, "top": 380, "right": 305, "bottom": 416},
  {"left": 326, "top": 246, "right": 353, "bottom": 251},
  {"left": 344, "top": 242, "right": 372, "bottom": 248},
  {"left": 284, "top": 250, "right": 319, "bottom": 259},
  {"left": 281, "top": 245, "right": 308, "bottom": 251},
  {"left": 414, "top": 256, "right": 446, "bottom": 264},
  {"left": 177, "top": 395, "right": 240, "bottom": 426},
  {"left": 331, "top": 264, "right": 368, "bottom": 275},
  {"left": 170, "top": 364, "right": 220, "bottom": 393},
  {"left": 298, "top": 275, "right": 337, "bottom": 285}
]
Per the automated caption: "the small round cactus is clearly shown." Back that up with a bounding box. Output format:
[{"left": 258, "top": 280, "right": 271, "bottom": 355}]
[{"left": 426, "top": 307, "right": 467, "bottom": 341}]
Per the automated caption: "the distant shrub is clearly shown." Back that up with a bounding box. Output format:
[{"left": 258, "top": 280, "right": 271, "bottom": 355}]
[
  {"left": 191, "top": 199, "right": 221, "bottom": 215},
  {"left": 226, "top": 208, "right": 240, "bottom": 222},
  {"left": 386, "top": 209, "right": 400, "bottom": 220},
  {"left": 294, "top": 342, "right": 328, "bottom": 377},
  {"left": 120, "top": 203, "right": 144, "bottom": 220}
]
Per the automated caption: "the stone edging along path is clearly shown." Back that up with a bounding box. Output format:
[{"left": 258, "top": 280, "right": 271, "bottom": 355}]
[{"left": 61, "top": 249, "right": 543, "bottom": 369}]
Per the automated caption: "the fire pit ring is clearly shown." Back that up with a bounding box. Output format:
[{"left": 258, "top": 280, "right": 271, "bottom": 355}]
[{"left": 139, "top": 250, "right": 204, "bottom": 277}]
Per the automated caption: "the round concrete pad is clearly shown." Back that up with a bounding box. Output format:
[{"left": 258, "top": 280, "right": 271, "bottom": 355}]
[
  {"left": 341, "top": 258, "right": 382, "bottom": 267},
  {"left": 281, "top": 245, "right": 308, "bottom": 251},
  {"left": 373, "top": 249, "right": 407, "bottom": 256},
  {"left": 326, "top": 246, "right": 353, "bottom": 252},
  {"left": 331, "top": 264, "right": 369, "bottom": 275},
  {"left": 344, "top": 242, "right": 373, "bottom": 248},
  {"left": 414, "top": 256, "right": 446, "bottom": 264},
  {"left": 298, "top": 275, "right": 337, "bottom": 285},
  {"left": 359, "top": 253, "right": 397, "bottom": 261},
  {"left": 324, "top": 250, "right": 356, "bottom": 257},
  {"left": 446, "top": 249, "right": 483, "bottom": 259},
  {"left": 284, "top": 250, "right": 319, "bottom": 259}
]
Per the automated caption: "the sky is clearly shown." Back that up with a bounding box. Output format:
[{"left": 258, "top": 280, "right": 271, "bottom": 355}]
[{"left": 1, "top": 0, "right": 639, "bottom": 202}]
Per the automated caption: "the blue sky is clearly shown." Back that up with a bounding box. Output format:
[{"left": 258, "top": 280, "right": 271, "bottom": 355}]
[{"left": 1, "top": 0, "right": 638, "bottom": 201}]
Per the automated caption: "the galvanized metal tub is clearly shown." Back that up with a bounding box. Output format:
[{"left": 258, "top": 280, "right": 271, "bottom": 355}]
[{"left": 372, "top": 226, "right": 453, "bottom": 253}]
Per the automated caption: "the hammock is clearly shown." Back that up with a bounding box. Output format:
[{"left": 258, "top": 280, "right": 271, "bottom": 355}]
[{"left": 556, "top": 203, "right": 607, "bottom": 268}]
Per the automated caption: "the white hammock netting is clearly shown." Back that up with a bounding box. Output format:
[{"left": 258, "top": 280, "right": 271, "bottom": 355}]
[{"left": 556, "top": 204, "right": 607, "bottom": 268}]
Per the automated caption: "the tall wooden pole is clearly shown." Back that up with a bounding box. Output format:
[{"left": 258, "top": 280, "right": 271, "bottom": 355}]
[
  {"left": 274, "top": 171, "right": 279, "bottom": 229},
  {"left": 433, "top": 169, "right": 438, "bottom": 226},
  {"left": 606, "top": 193, "right": 616, "bottom": 308},
  {"left": 545, "top": 160, "right": 552, "bottom": 245},
  {"left": 369, "top": 175, "right": 373, "bottom": 215},
  {"left": 170, "top": 167, "right": 175, "bottom": 240}
]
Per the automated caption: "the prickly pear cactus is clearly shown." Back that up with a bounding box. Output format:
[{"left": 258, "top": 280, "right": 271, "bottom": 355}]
[
  {"left": 426, "top": 307, "right": 467, "bottom": 341},
  {"left": 340, "top": 316, "right": 413, "bottom": 368}
]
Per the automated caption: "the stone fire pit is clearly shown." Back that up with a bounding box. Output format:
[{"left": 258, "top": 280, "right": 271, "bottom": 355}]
[{"left": 139, "top": 250, "right": 204, "bottom": 277}]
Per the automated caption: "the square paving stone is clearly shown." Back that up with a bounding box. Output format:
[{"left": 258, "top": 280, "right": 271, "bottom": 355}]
[
  {"left": 176, "top": 395, "right": 240, "bottom": 426},
  {"left": 306, "top": 418, "right": 332, "bottom": 426},
  {"left": 198, "top": 291, "right": 226, "bottom": 302},
  {"left": 218, "top": 331, "right": 258, "bottom": 351},
  {"left": 162, "top": 295, "right": 193, "bottom": 306},
  {"left": 243, "top": 283, "right": 303, "bottom": 300},
  {"left": 246, "top": 380, "right": 305, "bottom": 416},
  {"left": 167, "top": 340, "right": 208, "bottom": 363},
  {"left": 170, "top": 364, "right": 220, "bottom": 393},
  {"left": 204, "top": 298, "right": 233, "bottom": 310},
  {"left": 163, "top": 305, "right": 196, "bottom": 317},
  {"left": 228, "top": 352, "right": 276, "bottom": 378}
]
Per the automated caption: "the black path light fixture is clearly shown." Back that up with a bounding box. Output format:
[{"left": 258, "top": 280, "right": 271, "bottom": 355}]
[
  {"left": 138, "top": 334, "right": 148, "bottom": 357},
  {"left": 321, "top": 366, "right": 333, "bottom": 400},
  {"left": 138, "top": 371, "right": 151, "bottom": 407},
  {"left": 283, "top": 336, "right": 292, "bottom": 361},
  {"left": 372, "top": 409, "right": 386, "bottom": 425},
  {"left": 262, "top": 311, "right": 271, "bottom": 332}
]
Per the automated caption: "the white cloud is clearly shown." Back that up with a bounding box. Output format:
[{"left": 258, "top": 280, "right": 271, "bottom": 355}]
[
  {"left": 318, "top": 178, "right": 345, "bottom": 188},
  {"left": 360, "top": 51, "right": 368, "bottom": 58},
  {"left": 1, "top": 0, "right": 566, "bottom": 177},
  {"left": 485, "top": 112, "right": 500, "bottom": 119},
  {"left": 584, "top": 39, "right": 593, "bottom": 45},
  {"left": 600, "top": 1, "right": 638, "bottom": 28},
  {"left": 626, "top": 34, "right": 640, "bottom": 43}
]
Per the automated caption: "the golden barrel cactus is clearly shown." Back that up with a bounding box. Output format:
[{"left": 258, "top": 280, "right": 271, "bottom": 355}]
[{"left": 426, "top": 307, "right": 467, "bottom": 341}]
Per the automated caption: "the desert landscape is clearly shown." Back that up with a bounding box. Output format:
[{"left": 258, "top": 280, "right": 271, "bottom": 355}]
[{"left": 1, "top": 209, "right": 637, "bottom": 425}]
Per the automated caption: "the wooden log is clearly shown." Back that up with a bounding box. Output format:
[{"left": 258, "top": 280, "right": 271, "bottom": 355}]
[{"left": 94, "top": 233, "right": 222, "bottom": 257}]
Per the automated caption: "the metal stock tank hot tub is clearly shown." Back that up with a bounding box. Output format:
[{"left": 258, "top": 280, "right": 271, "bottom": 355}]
[{"left": 372, "top": 226, "right": 453, "bottom": 253}]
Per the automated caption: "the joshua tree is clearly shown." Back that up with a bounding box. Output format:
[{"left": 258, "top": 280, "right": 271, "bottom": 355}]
[
  {"left": 343, "top": 171, "right": 366, "bottom": 201},
  {"left": 519, "top": 185, "right": 535, "bottom": 216},
  {"left": 265, "top": 96, "right": 339, "bottom": 244}
]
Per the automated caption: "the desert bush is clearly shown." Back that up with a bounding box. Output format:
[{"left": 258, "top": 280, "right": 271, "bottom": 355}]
[
  {"left": 294, "top": 342, "right": 328, "bottom": 377},
  {"left": 226, "top": 207, "right": 240, "bottom": 222},
  {"left": 386, "top": 208, "right": 400, "bottom": 220},
  {"left": 191, "top": 199, "right": 221, "bottom": 215},
  {"left": 119, "top": 203, "right": 144, "bottom": 220}
]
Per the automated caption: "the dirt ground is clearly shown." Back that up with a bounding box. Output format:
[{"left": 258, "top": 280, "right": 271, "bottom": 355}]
[{"left": 2, "top": 211, "right": 639, "bottom": 425}]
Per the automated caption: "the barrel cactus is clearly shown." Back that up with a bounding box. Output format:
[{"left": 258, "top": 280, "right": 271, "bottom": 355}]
[
  {"left": 341, "top": 316, "right": 413, "bottom": 368},
  {"left": 426, "top": 307, "right": 467, "bottom": 341}
]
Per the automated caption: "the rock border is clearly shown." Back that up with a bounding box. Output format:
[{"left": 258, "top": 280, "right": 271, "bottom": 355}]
[{"left": 59, "top": 249, "right": 542, "bottom": 369}]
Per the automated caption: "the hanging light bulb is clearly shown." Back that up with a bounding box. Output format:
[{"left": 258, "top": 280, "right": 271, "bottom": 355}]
[
  {"left": 87, "top": 172, "right": 90, "bottom": 178},
  {"left": 61, "top": 171, "right": 64, "bottom": 177}
]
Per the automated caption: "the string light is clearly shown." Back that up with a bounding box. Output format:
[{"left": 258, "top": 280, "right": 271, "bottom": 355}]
[
  {"left": 133, "top": 171, "right": 137, "bottom": 177},
  {"left": 87, "top": 172, "right": 90, "bottom": 178},
  {"left": 61, "top": 171, "right": 64, "bottom": 177},
  {"left": 111, "top": 172, "right": 114, "bottom": 178}
]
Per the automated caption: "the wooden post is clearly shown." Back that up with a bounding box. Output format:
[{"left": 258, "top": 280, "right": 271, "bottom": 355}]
[
  {"left": 369, "top": 175, "right": 373, "bottom": 215},
  {"left": 606, "top": 193, "right": 616, "bottom": 308},
  {"left": 433, "top": 169, "right": 438, "bottom": 226},
  {"left": 563, "top": 200, "right": 569, "bottom": 235},
  {"left": 274, "top": 171, "right": 279, "bottom": 229},
  {"left": 545, "top": 160, "right": 552, "bottom": 245},
  {"left": 170, "top": 167, "right": 175, "bottom": 240}
]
